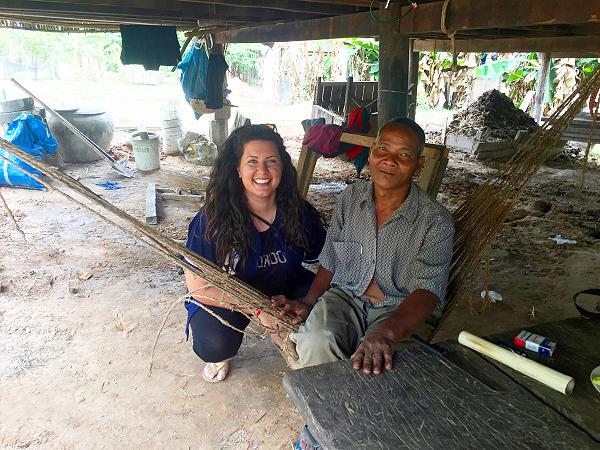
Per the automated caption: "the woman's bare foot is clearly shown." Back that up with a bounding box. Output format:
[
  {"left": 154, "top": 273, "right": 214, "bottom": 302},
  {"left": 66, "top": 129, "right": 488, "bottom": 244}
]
[
  {"left": 271, "top": 332, "right": 299, "bottom": 368},
  {"left": 202, "top": 360, "right": 229, "bottom": 383}
]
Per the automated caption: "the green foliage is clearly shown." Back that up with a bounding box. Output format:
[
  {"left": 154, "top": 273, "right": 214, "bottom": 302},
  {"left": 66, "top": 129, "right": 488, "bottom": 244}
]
[
  {"left": 344, "top": 38, "right": 379, "bottom": 80},
  {"left": 576, "top": 58, "right": 600, "bottom": 74},
  {"left": 0, "top": 29, "right": 125, "bottom": 80},
  {"left": 321, "top": 55, "right": 334, "bottom": 81},
  {"left": 225, "top": 43, "right": 265, "bottom": 87}
]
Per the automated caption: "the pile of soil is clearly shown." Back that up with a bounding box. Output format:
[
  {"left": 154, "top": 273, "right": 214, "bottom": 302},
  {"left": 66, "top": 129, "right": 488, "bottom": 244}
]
[{"left": 448, "top": 90, "right": 538, "bottom": 140}]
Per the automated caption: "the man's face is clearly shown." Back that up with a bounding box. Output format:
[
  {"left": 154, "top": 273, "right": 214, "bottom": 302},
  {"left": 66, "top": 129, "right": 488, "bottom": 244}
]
[{"left": 368, "top": 125, "right": 424, "bottom": 191}]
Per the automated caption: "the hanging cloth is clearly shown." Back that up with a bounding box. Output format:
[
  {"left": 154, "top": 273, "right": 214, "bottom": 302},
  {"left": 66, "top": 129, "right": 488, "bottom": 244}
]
[
  {"left": 178, "top": 41, "right": 210, "bottom": 119},
  {"left": 343, "top": 107, "right": 372, "bottom": 173},
  {"left": 120, "top": 25, "right": 181, "bottom": 71},
  {"left": 302, "top": 124, "right": 345, "bottom": 157},
  {"left": 205, "top": 53, "right": 229, "bottom": 110}
]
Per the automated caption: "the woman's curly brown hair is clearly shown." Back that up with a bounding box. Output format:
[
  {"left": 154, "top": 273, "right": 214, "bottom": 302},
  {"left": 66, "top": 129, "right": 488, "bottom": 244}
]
[{"left": 203, "top": 124, "right": 319, "bottom": 266}]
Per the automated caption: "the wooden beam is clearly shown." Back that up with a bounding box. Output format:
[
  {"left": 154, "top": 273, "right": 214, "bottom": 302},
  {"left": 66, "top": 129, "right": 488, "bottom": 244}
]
[
  {"left": 408, "top": 43, "right": 419, "bottom": 120},
  {"left": 340, "top": 132, "right": 374, "bottom": 147},
  {"left": 378, "top": 3, "right": 410, "bottom": 126},
  {"left": 1, "top": 1, "right": 324, "bottom": 25},
  {"left": 0, "top": 12, "right": 228, "bottom": 28},
  {"left": 181, "top": 0, "right": 363, "bottom": 15},
  {"left": 413, "top": 35, "right": 600, "bottom": 54},
  {"left": 289, "top": 0, "right": 372, "bottom": 6},
  {"left": 532, "top": 52, "right": 551, "bottom": 123},
  {"left": 218, "top": 0, "right": 600, "bottom": 42},
  {"left": 146, "top": 182, "right": 158, "bottom": 225},
  {"left": 34, "top": 0, "right": 364, "bottom": 16},
  {"left": 217, "top": 10, "right": 376, "bottom": 42}
]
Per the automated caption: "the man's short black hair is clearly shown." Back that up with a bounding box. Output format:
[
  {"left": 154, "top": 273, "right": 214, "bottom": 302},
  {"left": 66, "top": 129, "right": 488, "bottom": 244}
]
[{"left": 378, "top": 117, "right": 426, "bottom": 157}]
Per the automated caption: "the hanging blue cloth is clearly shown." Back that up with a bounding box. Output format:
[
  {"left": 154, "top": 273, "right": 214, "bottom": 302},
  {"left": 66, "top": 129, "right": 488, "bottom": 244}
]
[
  {"left": 178, "top": 42, "right": 209, "bottom": 119},
  {"left": 0, "top": 113, "right": 58, "bottom": 190}
]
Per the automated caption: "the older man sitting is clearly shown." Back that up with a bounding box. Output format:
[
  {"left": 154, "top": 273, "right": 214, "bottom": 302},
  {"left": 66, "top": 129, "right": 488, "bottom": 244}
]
[{"left": 272, "top": 117, "right": 454, "bottom": 376}]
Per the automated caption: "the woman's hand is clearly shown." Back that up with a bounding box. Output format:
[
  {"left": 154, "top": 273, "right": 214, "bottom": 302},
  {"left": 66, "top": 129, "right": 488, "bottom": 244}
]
[{"left": 271, "top": 295, "right": 311, "bottom": 325}]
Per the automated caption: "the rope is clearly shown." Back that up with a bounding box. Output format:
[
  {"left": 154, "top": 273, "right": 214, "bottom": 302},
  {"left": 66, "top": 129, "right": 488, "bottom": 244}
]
[
  {"left": 431, "top": 65, "right": 600, "bottom": 339},
  {"left": 0, "top": 140, "right": 298, "bottom": 335},
  {"left": 579, "top": 90, "right": 599, "bottom": 195},
  {"left": 379, "top": 89, "right": 408, "bottom": 94},
  {"left": 148, "top": 284, "right": 274, "bottom": 376},
  {"left": 368, "top": 0, "right": 418, "bottom": 24},
  {"left": 0, "top": 188, "right": 29, "bottom": 246},
  {"left": 440, "top": 0, "right": 457, "bottom": 72}
]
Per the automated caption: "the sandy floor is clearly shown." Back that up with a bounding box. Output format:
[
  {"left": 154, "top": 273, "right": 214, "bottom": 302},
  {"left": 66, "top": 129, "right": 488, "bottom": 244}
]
[
  {"left": 2, "top": 77, "right": 600, "bottom": 449},
  {"left": 2, "top": 143, "right": 600, "bottom": 449}
]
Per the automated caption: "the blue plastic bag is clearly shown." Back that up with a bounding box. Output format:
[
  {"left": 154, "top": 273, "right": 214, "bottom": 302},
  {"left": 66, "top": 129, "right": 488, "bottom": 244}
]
[
  {"left": 178, "top": 42, "right": 209, "bottom": 119},
  {"left": 0, "top": 113, "right": 58, "bottom": 190}
]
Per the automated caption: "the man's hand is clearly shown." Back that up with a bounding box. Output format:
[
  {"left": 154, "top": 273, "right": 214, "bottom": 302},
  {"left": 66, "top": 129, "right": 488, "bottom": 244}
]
[
  {"left": 352, "top": 329, "right": 395, "bottom": 376},
  {"left": 271, "top": 295, "right": 311, "bottom": 325}
]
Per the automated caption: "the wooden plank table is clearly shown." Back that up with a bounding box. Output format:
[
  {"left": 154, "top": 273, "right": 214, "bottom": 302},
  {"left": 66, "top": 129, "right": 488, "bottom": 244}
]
[
  {"left": 489, "top": 317, "right": 600, "bottom": 441},
  {"left": 283, "top": 318, "right": 600, "bottom": 449}
]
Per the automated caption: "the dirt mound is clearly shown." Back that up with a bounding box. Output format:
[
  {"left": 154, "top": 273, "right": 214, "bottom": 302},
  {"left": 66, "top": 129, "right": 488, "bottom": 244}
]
[{"left": 448, "top": 90, "right": 538, "bottom": 140}]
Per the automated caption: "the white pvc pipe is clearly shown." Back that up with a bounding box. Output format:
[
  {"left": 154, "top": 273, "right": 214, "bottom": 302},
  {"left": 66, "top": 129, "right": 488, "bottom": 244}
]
[{"left": 458, "top": 330, "right": 575, "bottom": 395}]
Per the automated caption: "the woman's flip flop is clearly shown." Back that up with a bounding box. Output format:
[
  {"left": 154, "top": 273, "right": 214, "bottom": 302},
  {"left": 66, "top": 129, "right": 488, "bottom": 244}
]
[{"left": 202, "top": 361, "right": 229, "bottom": 383}]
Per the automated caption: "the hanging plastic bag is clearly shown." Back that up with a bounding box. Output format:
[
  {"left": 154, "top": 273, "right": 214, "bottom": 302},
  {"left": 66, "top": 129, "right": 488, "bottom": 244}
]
[
  {"left": 178, "top": 41, "right": 209, "bottom": 119},
  {"left": 0, "top": 113, "right": 58, "bottom": 190}
]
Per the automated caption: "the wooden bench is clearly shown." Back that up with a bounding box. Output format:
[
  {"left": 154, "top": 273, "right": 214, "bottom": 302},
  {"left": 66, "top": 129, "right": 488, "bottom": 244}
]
[
  {"left": 311, "top": 76, "right": 378, "bottom": 126},
  {"left": 283, "top": 317, "right": 600, "bottom": 449}
]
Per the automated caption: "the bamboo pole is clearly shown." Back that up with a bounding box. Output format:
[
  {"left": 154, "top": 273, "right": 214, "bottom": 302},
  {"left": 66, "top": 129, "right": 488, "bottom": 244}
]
[{"left": 458, "top": 331, "right": 574, "bottom": 394}]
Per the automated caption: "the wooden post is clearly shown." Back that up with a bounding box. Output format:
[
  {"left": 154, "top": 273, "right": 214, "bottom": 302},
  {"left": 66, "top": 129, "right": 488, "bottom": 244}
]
[
  {"left": 377, "top": 3, "right": 410, "bottom": 128},
  {"left": 533, "top": 52, "right": 551, "bottom": 123},
  {"left": 314, "top": 76, "right": 323, "bottom": 106},
  {"left": 146, "top": 182, "right": 158, "bottom": 225},
  {"left": 408, "top": 41, "right": 419, "bottom": 121},
  {"left": 342, "top": 76, "right": 353, "bottom": 119},
  {"left": 296, "top": 144, "right": 320, "bottom": 198}
]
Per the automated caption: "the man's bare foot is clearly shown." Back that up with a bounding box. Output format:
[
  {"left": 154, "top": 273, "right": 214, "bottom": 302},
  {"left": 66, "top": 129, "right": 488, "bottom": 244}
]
[
  {"left": 202, "top": 360, "right": 229, "bottom": 382},
  {"left": 271, "top": 332, "right": 299, "bottom": 368}
]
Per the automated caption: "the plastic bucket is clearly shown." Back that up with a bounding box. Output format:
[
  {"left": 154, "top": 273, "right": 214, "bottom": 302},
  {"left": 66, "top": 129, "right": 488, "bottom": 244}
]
[
  {"left": 130, "top": 131, "right": 160, "bottom": 171},
  {"left": 162, "top": 123, "right": 182, "bottom": 156}
]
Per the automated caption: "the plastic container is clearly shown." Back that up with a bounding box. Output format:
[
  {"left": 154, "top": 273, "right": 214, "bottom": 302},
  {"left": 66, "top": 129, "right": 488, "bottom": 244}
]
[
  {"left": 130, "top": 131, "right": 160, "bottom": 171},
  {"left": 47, "top": 108, "right": 113, "bottom": 163},
  {"left": 162, "top": 122, "right": 182, "bottom": 155}
]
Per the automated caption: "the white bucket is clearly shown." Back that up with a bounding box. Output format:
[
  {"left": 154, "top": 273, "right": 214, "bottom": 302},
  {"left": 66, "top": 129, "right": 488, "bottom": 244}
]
[
  {"left": 161, "top": 101, "right": 179, "bottom": 120},
  {"left": 130, "top": 131, "right": 160, "bottom": 171},
  {"left": 162, "top": 125, "right": 183, "bottom": 156}
]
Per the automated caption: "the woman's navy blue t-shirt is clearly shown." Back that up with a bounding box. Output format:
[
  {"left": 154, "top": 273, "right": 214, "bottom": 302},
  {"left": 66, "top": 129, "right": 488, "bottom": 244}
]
[{"left": 184, "top": 202, "right": 326, "bottom": 332}]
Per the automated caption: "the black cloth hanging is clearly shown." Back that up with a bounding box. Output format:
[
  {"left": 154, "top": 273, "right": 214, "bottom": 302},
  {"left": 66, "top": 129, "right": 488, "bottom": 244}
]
[
  {"left": 120, "top": 25, "right": 181, "bottom": 71},
  {"left": 205, "top": 53, "right": 229, "bottom": 109}
]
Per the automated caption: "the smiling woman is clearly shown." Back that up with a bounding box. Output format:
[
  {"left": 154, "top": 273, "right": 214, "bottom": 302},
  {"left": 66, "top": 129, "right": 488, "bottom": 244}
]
[
  {"left": 237, "top": 139, "right": 283, "bottom": 206},
  {"left": 182, "top": 124, "right": 326, "bottom": 382}
]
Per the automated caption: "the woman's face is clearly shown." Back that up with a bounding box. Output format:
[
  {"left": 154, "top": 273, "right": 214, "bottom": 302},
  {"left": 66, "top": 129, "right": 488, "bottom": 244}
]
[{"left": 237, "top": 140, "right": 283, "bottom": 202}]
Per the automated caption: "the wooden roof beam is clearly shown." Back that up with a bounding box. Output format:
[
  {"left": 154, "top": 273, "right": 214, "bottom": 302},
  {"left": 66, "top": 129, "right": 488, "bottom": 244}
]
[
  {"left": 1, "top": 1, "right": 325, "bottom": 25},
  {"left": 413, "top": 35, "right": 600, "bottom": 56},
  {"left": 291, "top": 0, "right": 372, "bottom": 6},
  {"left": 218, "top": 0, "right": 600, "bottom": 42},
  {"left": 180, "top": 0, "right": 364, "bottom": 16},
  {"left": 0, "top": 13, "right": 229, "bottom": 29}
]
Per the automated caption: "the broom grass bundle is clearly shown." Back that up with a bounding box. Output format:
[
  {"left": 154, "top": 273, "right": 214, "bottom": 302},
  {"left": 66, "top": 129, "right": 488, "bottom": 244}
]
[
  {"left": 434, "top": 65, "right": 600, "bottom": 338},
  {"left": 0, "top": 139, "right": 297, "bottom": 333}
]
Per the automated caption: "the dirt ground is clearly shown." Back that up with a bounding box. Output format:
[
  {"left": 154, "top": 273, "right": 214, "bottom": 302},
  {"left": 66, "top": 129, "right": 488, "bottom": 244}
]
[
  {"left": 2, "top": 78, "right": 600, "bottom": 448},
  {"left": 2, "top": 141, "right": 600, "bottom": 449}
]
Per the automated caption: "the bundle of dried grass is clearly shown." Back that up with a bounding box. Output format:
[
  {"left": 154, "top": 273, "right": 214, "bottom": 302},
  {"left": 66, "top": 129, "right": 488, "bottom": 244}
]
[
  {"left": 0, "top": 139, "right": 296, "bottom": 334},
  {"left": 434, "top": 65, "right": 600, "bottom": 337}
]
